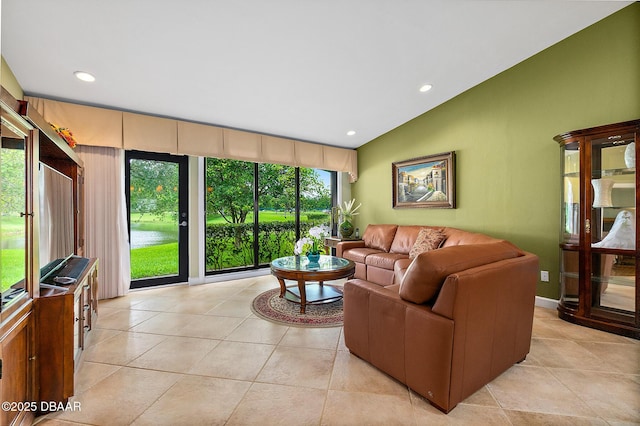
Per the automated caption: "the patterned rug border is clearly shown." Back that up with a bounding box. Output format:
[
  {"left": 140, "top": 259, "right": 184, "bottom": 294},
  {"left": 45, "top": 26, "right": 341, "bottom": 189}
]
[{"left": 251, "top": 287, "right": 343, "bottom": 328}]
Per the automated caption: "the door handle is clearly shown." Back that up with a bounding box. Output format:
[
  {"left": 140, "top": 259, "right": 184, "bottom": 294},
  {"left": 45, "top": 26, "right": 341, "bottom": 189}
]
[{"left": 179, "top": 221, "right": 188, "bottom": 227}]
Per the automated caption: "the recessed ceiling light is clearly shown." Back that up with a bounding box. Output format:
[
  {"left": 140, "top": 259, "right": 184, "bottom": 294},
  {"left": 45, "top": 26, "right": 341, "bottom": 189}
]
[
  {"left": 419, "top": 84, "right": 433, "bottom": 93},
  {"left": 346, "top": 130, "right": 356, "bottom": 136},
  {"left": 74, "top": 71, "right": 96, "bottom": 82}
]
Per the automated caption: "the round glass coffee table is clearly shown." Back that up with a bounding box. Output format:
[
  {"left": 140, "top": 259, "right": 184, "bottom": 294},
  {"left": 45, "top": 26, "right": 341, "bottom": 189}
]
[{"left": 270, "top": 255, "right": 355, "bottom": 314}]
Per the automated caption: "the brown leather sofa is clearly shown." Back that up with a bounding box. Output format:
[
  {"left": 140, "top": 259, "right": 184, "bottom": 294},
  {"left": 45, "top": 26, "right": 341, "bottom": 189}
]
[{"left": 338, "top": 224, "right": 539, "bottom": 413}]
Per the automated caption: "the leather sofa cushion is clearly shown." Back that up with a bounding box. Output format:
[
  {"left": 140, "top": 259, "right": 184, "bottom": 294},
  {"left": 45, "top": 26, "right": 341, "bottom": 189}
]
[
  {"left": 399, "top": 242, "right": 522, "bottom": 304},
  {"left": 363, "top": 224, "right": 398, "bottom": 252},
  {"left": 409, "top": 228, "right": 446, "bottom": 259},
  {"left": 342, "top": 247, "right": 381, "bottom": 263},
  {"left": 389, "top": 226, "right": 424, "bottom": 254},
  {"left": 365, "top": 252, "right": 408, "bottom": 270}
]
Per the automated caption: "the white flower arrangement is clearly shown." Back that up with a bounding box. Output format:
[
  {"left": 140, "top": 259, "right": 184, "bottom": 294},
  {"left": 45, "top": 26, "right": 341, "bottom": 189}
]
[{"left": 294, "top": 225, "right": 330, "bottom": 255}]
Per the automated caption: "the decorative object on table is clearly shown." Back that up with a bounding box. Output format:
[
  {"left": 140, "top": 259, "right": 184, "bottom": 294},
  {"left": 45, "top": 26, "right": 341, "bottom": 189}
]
[
  {"left": 392, "top": 151, "right": 456, "bottom": 209},
  {"left": 337, "top": 198, "right": 361, "bottom": 238},
  {"left": 294, "top": 224, "right": 330, "bottom": 260},
  {"left": 591, "top": 178, "right": 614, "bottom": 207},
  {"left": 592, "top": 210, "right": 635, "bottom": 249},
  {"left": 251, "top": 288, "right": 343, "bottom": 327},
  {"left": 49, "top": 123, "right": 77, "bottom": 149},
  {"left": 624, "top": 142, "right": 635, "bottom": 168}
]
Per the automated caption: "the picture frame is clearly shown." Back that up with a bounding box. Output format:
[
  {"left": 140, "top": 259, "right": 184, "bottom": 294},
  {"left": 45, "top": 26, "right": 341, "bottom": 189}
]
[{"left": 392, "top": 151, "right": 456, "bottom": 209}]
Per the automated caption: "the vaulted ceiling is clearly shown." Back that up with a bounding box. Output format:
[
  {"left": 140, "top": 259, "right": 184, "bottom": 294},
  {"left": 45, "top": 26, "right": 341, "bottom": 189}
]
[{"left": 1, "top": 1, "right": 631, "bottom": 149}]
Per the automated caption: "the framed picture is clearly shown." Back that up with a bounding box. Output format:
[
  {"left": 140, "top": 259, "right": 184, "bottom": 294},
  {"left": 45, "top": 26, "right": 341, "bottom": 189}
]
[{"left": 392, "top": 151, "right": 456, "bottom": 209}]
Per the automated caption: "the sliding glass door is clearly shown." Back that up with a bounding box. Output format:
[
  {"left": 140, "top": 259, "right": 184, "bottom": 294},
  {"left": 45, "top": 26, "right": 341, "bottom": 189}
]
[
  {"left": 125, "top": 151, "right": 188, "bottom": 288},
  {"left": 205, "top": 157, "right": 335, "bottom": 274}
]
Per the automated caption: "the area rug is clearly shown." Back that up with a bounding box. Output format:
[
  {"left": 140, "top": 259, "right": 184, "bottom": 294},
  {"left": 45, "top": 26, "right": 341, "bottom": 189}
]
[{"left": 251, "top": 288, "right": 343, "bottom": 328}]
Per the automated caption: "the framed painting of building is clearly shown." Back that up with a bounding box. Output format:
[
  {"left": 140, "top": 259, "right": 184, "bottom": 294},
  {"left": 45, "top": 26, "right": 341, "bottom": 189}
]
[{"left": 392, "top": 151, "right": 456, "bottom": 208}]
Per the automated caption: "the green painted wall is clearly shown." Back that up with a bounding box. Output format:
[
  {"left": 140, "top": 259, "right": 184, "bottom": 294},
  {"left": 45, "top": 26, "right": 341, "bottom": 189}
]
[{"left": 353, "top": 3, "right": 640, "bottom": 299}]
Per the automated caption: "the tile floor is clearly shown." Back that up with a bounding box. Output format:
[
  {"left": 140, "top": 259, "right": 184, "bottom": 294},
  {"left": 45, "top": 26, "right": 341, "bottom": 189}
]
[{"left": 36, "top": 275, "right": 640, "bottom": 425}]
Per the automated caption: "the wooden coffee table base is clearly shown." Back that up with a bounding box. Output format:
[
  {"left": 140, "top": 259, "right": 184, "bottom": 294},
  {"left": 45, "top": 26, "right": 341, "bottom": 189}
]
[{"left": 276, "top": 279, "right": 343, "bottom": 313}]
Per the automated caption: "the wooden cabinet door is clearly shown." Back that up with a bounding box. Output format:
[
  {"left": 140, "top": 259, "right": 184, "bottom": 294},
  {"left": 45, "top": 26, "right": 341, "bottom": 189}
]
[{"left": 0, "top": 306, "right": 35, "bottom": 426}]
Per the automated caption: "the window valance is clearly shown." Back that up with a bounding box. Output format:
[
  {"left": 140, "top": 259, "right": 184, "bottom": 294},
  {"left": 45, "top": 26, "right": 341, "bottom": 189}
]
[{"left": 25, "top": 96, "right": 358, "bottom": 182}]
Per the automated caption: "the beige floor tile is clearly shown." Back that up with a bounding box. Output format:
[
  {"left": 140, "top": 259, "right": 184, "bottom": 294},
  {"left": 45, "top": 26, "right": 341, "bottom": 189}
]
[
  {"left": 576, "top": 340, "right": 640, "bottom": 374},
  {"left": 129, "top": 296, "right": 182, "bottom": 312},
  {"left": 178, "top": 315, "right": 245, "bottom": 339},
  {"left": 227, "top": 382, "right": 326, "bottom": 425},
  {"left": 82, "top": 331, "right": 166, "bottom": 365},
  {"left": 280, "top": 325, "right": 341, "bottom": 350},
  {"left": 329, "top": 351, "right": 409, "bottom": 398},
  {"left": 132, "top": 375, "right": 251, "bottom": 425},
  {"left": 127, "top": 336, "right": 220, "bottom": 373},
  {"left": 531, "top": 318, "right": 570, "bottom": 339},
  {"left": 412, "top": 394, "right": 511, "bottom": 425},
  {"left": 550, "top": 368, "right": 640, "bottom": 424},
  {"left": 503, "top": 409, "right": 608, "bottom": 425},
  {"left": 31, "top": 419, "right": 87, "bottom": 426},
  {"left": 529, "top": 338, "right": 612, "bottom": 371},
  {"left": 189, "top": 340, "right": 275, "bottom": 381},
  {"left": 487, "top": 365, "right": 597, "bottom": 417},
  {"left": 73, "top": 361, "right": 120, "bottom": 394},
  {"left": 94, "top": 308, "right": 159, "bottom": 331},
  {"left": 552, "top": 319, "right": 632, "bottom": 344},
  {"left": 226, "top": 318, "right": 289, "bottom": 344},
  {"left": 322, "top": 389, "right": 415, "bottom": 425},
  {"left": 98, "top": 295, "right": 146, "bottom": 310},
  {"left": 129, "top": 312, "right": 200, "bottom": 335},
  {"left": 205, "top": 298, "right": 254, "bottom": 317},
  {"left": 230, "top": 288, "right": 270, "bottom": 302},
  {"left": 50, "top": 367, "right": 181, "bottom": 425},
  {"left": 82, "top": 328, "right": 121, "bottom": 348},
  {"left": 460, "top": 386, "right": 500, "bottom": 407},
  {"left": 337, "top": 328, "right": 348, "bottom": 351},
  {"left": 164, "top": 297, "right": 223, "bottom": 314},
  {"left": 256, "top": 346, "right": 335, "bottom": 390}
]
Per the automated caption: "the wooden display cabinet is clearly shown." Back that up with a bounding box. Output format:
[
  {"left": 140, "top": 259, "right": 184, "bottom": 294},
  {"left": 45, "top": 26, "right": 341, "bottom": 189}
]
[{"left": 555, "top": 119, "right": 640, "bottom": 339}]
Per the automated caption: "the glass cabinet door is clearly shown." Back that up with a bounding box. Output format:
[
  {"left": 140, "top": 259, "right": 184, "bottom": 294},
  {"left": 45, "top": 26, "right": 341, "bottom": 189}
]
[
  {"left": 588, "top": 132, "right": 636, "bottom": 316},
  {"left": 1, "top": 117, "right": 28, "bottom": 312},
  {"left": 560, "top": 140, "right": 581, "bottom": 308}
]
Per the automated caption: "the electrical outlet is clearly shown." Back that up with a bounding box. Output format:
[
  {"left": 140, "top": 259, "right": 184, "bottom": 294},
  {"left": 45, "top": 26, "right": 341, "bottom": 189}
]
[{"left": 540, "top": 270, "right": 549, "bottom": 282}]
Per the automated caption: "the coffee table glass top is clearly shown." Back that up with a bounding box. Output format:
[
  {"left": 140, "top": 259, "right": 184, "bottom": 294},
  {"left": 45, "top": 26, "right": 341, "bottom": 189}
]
[{"left": 271, "top": 255, "right": 351, "bottom": 272}]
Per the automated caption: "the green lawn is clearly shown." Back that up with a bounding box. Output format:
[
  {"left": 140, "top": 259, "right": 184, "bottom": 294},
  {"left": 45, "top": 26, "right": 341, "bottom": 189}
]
[
  {"left": 1, "top": 248, "right": 25, "bottom": 292},
  {"left": 130, "top": 243, "right": 178, "bottom": 279}
]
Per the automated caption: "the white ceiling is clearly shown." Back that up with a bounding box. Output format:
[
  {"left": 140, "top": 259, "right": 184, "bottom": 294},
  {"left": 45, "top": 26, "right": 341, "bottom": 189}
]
[{"left": 1, "top": 1, "right": 631, "bottom": 149}]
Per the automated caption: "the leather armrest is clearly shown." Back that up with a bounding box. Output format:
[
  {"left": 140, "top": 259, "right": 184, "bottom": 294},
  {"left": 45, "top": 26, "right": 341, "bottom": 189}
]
[{"left": 336, "top": 240, "right": 366, "bottom": 257}]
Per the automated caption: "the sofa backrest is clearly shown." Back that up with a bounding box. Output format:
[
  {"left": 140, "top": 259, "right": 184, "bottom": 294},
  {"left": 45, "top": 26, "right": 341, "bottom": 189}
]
[
  {"left": 362, "top": 224, "right": 398, "bottom": 252},
  {"left": 389, "top": 226, "right": 438, "bottom": 254},
  {"left": 398, "top": 241, "right": 523, "bottom": 304},
  {"left": 441, "top": 227, "right": 502, "bottom": 247}
]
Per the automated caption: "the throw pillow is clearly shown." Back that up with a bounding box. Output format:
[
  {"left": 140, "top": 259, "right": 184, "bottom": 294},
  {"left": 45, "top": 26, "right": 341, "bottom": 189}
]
[{"left": 409, "top": 228, "right": 446, "bottom": 259}]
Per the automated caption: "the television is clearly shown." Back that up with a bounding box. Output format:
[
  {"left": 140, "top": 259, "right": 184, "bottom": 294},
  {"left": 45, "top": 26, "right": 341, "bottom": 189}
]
[{"left": 39, "top": 162, "right": 75, "bottom": 281}]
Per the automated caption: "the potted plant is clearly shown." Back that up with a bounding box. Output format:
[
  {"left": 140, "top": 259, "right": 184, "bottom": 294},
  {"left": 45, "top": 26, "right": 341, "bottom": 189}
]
[
  {"left": 338, "top": 198, "right": 361, "bottom": 238},
  {"left": 294, "top": 225, "right": 330, "bottom": 262}
]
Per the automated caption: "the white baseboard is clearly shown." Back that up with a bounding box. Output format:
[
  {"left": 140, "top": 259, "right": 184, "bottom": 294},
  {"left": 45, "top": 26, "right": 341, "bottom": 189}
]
[
  {"left": 188, "top": 268, "right": 270, "bottom": 286},
  {"left": 535, "top": 296, "right": 559, "bottom": 310}
]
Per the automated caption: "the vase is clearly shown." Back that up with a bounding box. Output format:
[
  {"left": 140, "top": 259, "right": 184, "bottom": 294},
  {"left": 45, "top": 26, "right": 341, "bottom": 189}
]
[
  {"left": 591, "top": 178, "right": 614, "bottom": 208},
  {"left": 307, "top": 253, "right": 320, "bottom": 263},
  {"left": 339, "top": 220, "right": 354, "bottom": 238},
  {"left": 624, "top": 142, "right": 635, "bottom": 168}
]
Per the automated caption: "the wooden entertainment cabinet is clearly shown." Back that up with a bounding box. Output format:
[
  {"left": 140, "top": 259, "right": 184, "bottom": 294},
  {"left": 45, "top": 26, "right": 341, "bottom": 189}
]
[
  {"left": 36, "top": 258, "right": 98, "bottom": 405},
  {"left": 1, "top": 87, "right": 98, "bottom": 424}
]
